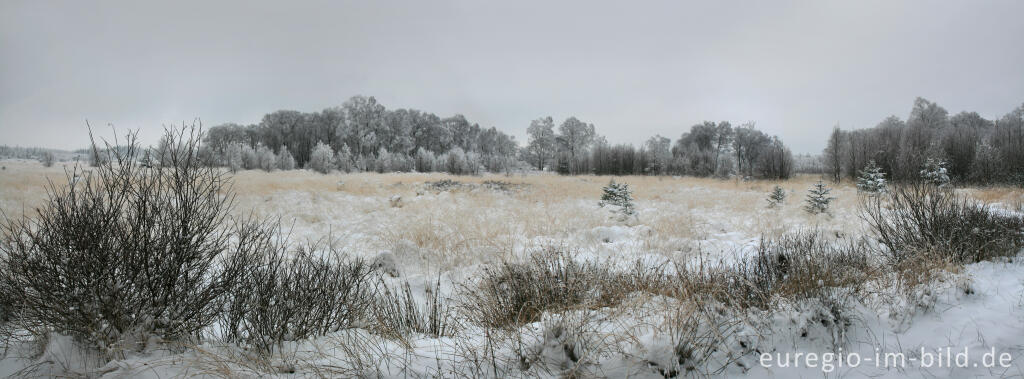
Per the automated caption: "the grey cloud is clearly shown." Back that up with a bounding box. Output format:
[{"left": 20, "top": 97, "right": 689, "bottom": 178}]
[{"left": 2, "top": 0, "right": 1022, "bottom": 152}]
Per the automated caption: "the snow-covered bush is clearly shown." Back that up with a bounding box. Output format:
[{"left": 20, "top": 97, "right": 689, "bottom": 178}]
[
  {"left": 856, "top": 160, "right": 886, "bottom": 194},
  {"left": 598, "top": 179, "right": 636, "bottom": 220},
  {"left": 766, "top": 185, "right": 786, "bottom": 208},
  {"left": 0, "top": 128, "right": 272, "bottom": 357},
  {"left": 513, "top": 312, "right": 603, "bottom": 377},
  {"left": 861, "top": 182, "right": 1024, "bottom": 263},
  {"left": 241, "top": 144, "right": 258, "bottom": 170},
  {"left": 308, "top": 141, "right": 335, "bottom": 174},
  {"left": 255, "top": 144, "right": 276, "bottom": 172},
  {"left": 276, "top": 145, "right": 296, "bottom": 170},
  {"left": 803, "top": 180, "right": 835, "bottom": 215},
  {"left": 641, "top": 304, "right": 737, "bottom": 377},
  {"left": 219, "top": 242, "right": 375, "bottom": 355},
  {"left": 919, "top": 158, "right": 949, "bottom": 187}
]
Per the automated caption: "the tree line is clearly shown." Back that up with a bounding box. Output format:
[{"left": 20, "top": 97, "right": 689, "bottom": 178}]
[
  {"left": 823, "top": 98, "right": 1024, "bottom": 185},
  {"left": 524, "top": 117, "right": 793, "bottom": 179},
  {"left": 194, "top": 95, "right": 794, "bottom": 179},
  {"left": 201, "top": 95, "right": 520, "bottom": 174}
]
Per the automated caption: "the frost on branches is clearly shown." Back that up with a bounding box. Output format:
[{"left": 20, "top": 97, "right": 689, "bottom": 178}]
[
  {"left": 766, "top": 185, "right": 786, "bottom": 208},
  {"left": 598, "top": 179, "right": 636, "bottom": 221},
  {"left": 804, "top": 180, "right": 835, "bottom": 215},
  {"left": 856, "top": 160, "right": 887, "bottom": 194},
  {"left": 308, "top": 142, "right": 335, "bottom": 174},
  {"left": 920, "top": 158, "right": 950, "bottom": 187}
]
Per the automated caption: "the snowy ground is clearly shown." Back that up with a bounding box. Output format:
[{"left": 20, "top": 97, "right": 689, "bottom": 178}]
[{"left": 1, "top": 160, "right": 1023, "bottom": 378}]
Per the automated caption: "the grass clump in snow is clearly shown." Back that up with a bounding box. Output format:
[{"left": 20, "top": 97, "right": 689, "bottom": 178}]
[
  {"left": 671, "top": 230, "right": 873, "bottom": 310},
  {"left": 460, "top": 248, "right": 662, "bottom": 329},
  {"left": 460, "top": 249, "right": 604, "bottom": 328},
  {"left": 370, "top": 275, "right": 458, "bottom": 345}
]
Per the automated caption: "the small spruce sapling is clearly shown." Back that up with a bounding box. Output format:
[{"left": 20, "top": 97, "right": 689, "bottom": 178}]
[
  {"left": 804, "top": 180, "right": 835, "bottom": 215},
  {"left": 598, "top": 179, "right": 636, "bottom": 221},
  {"left": 856, "top": 160, "right": 887, "bottom": 194},
  {"left": 767, "top": 185, "right": 787, "bottom": 208},
  {"left": 920, "top": 158, "right": 950, "bottom": 187}
]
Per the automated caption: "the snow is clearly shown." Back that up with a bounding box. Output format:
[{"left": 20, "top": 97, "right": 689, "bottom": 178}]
[{"left": 2, "top": 170, "right": 1022, "bottom": 377}]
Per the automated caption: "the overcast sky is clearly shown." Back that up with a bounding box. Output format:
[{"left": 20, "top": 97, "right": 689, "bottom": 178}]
[{"left": 2, "top": 1, "right": 1022, "bottom": 153}]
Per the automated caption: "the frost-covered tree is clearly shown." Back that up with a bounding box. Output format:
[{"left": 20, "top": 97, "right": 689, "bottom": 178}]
[
  {"left": 526, "top": 116, "right": 557, "bottom": 170},
  {"left": 920, "top": 158, "right": 950, "bottom": 187},
  {"left": 375, "top": 147, "right": 393, "bottom": 173},
  {"left": 856, "top": 160, "right": 887, "bottom": 194},
  {"left": 556, "top": 117, "right": 596, "bottom": 161},
  {"left": 598, "top": 179, "right": 636, "bottom": 220},
  {"left": 443, "top": 147, "right": 469, "bottom": 175},
  {"left": 823, "top": 126, "right": 844, "bottom": 183},
  {"left": 414, "top": 147, "right": 435, "bottom": 172},
  {"left": 766, "top": 185, "right": 786, "bottom": 208},
  {"left": 255, "top": 144, "right": 276, "bottom": 172},
  {"left": 804, "top": 180, "right": 835, "bottom": 215},
  {"left": 225, "top": 143, "right": 244, "bottom": 173},
  {"left": 335, "top": 144, "right": 354, "bottom": 173},
  {"left": 276, "top": 145, "right": 296, "bottom": 170},
  {"left": 140, "top": 148, "right": 154, "bottom": 168},
  {"left": 197, "top": 144, "right": 218, "bottom": 168},
  {"left": 308, "top": 141, "right": 335, "bottom": 174},
  {"left": 241, "top": 144, "right": 258, "bottom": 170},
  {"left": 644, "top": 135, "right": 672, "bottom": 175}
]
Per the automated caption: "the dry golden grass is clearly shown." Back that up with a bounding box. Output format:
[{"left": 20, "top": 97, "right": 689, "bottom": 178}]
[
  {"left": 960, "top": 186, "right": 1024, "bottom": 207},
  {"left": 5, "top": 159, "right": 1021, "bottom": 272},
  {"left": 0, "top": 160, "right": 80, "bottom": 216}
]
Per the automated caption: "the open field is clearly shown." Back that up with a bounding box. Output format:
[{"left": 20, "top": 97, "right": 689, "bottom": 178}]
[{"left": 2, "top": 159, "right": 1024, "bottom": 378}]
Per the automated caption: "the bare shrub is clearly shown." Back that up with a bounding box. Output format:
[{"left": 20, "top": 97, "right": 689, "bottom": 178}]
[
  {"left": 0, "top": 127, "right": 267, "bottom": 358},
  {"left": 745, "top": 231, "right": 872, "bottom": 301},
  {"left": 861, "top": 182, "right": 1024, "bottom": 263},
  {"left": 218, "top": 240, "right": 376, "bottom": 355}
]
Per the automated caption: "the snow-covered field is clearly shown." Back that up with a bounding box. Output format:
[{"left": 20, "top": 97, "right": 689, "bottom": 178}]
[{"left": 2, "top": 160, "right": 1023, "bottom": 378}]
